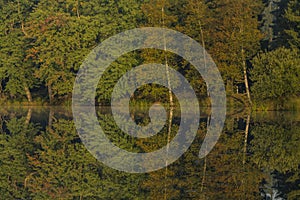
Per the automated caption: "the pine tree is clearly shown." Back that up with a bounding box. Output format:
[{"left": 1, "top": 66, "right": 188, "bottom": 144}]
[
  {"left": 285, "top": 0, "right": 300, "bottom": 49},
  {"left": 260, "top": 0, "right": 290, "bottom": 50}
]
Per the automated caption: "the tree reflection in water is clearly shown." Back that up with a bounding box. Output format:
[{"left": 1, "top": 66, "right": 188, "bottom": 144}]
[{"left": 0, "top": 107, "right": 299, "bottom": 199}]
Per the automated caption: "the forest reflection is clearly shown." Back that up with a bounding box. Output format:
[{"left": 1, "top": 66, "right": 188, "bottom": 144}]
[{"left": 0, "top": 107, "right": 299, "bottom": 199}]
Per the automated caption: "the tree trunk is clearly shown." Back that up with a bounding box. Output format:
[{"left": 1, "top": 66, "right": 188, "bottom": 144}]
[
  {"left": 239, "top": 11, "right": 252, "bottom": 106},
  {"left": 24, "top": 86, "right": 32, "bottom": 102},
  {"left": 226, "top": 79, "right": 234, "bottom": 94},
  {"left": 242, "top": 52, "right": 252, "bottom": 105},
  {"left": 76, "top": 0, "right": 80, "bottom": 18},
  {"left": 17, "top": 0, "right": 28, "bottom": 36},
  {"left": 0, "top": 83, "right": 3, "bottom": 99},
  {"left": 162, "top": 6, "right": 173, "bottom": 200},
  {"left": 199, "top": 22, "right": 210, "bottom": 97}
]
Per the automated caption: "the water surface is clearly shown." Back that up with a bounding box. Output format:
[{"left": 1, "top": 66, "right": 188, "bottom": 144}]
[{"left": 0, "top": 107, "right": 299, "bottom": 199}]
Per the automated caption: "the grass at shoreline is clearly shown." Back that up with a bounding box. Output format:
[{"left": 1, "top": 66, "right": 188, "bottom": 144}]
[{"left": 252, "top": 98, "right": 300, "bottom": 111}]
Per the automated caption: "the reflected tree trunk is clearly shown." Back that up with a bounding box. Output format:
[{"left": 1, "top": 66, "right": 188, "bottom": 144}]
[
  {"left": 48, "top": 85, "right": 54, "bottom": 105},
  {"left": 0, "top": 116, "right": 2, "bottom": 130},
  {"left": 201, "top": 156, "right": 207, "bottom": 192},
  {"left": 48, "top": 108, "right": 54, "bottom": 128},
  {"left": 25, "top": 108, "right": 32, "bottom": 125},
  {"left": 243, "top": 114, "right": 251, "bottom": 165},
  {"left": 201, "top": 113, "right": 210, "bottom": 192},
  {"left": 241, "top": 113, "right": 251, "bottom": 198},
  {"left": 48, "top": 108, "right": 56, "bottom": 135}
]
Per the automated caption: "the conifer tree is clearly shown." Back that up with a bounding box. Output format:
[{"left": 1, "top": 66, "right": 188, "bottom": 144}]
[{"left": 285, "top": 0, "right": 300, "bottom": 49}]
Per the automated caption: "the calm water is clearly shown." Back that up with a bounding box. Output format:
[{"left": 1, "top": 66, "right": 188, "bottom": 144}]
[{"left": 0, "top": 107, "right": 299, "bottom": 199}]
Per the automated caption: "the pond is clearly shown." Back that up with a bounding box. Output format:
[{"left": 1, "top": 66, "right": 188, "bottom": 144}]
[{"left": 0, "top": 107, "right": 299, "bottom": 199}]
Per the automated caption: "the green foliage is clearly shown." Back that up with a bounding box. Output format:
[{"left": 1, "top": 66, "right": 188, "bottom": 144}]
[
  {"left": 250, "top": 112, "right": 300, "bottom": 199},
  {"left": 0, "top": 117, "right": 38, "bottom": 199},
  {"left": 204, "top": 0, "right": 263, "bottom": 87},
  {"left": 0, "top": 0, "right": 38, "bottom": 101},
  {"left": 0, "top": 107, "right": 300, "bottom": 198},
  {"left": 250, "top": 122, "right": 300, "bottom": 173},
  {"left": 96, "top": 52, "right": 140, "bottom": 104},
  {"left": 0, "top": 0, "right": 299, "bottom": 107},
  {"left": 251, "top": 48, "right": 300, "bottom": 103},
  {"left": 260, "top": 0, "right": 290, "bottom": 50},
  {"left": 26, "top": 118, "right": 144, "bottom": 199},
  {"left": 285, "top": 0, "right": 300, "bottom": 49}
]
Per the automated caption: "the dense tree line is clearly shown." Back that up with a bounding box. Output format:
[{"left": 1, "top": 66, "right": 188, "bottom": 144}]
[{"left": 0, "top": 0, "right": 299, "bottom": 107}]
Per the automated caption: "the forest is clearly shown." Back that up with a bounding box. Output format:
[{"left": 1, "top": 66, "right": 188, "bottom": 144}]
[
  {"left": 0, "top": 0, "right": 299, "bottom": 109},
  {"left": 1, "top": 1, "right": 300, "bottom": 199}
]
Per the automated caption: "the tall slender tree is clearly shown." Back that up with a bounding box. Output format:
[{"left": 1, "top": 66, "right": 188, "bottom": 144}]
[{"left": 206, "top": 0, "right": 263, "bottom": 105}]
